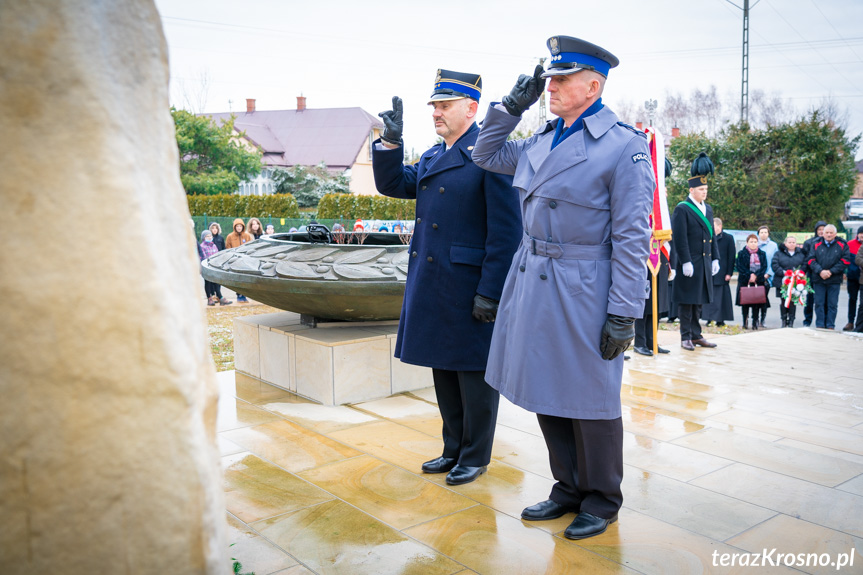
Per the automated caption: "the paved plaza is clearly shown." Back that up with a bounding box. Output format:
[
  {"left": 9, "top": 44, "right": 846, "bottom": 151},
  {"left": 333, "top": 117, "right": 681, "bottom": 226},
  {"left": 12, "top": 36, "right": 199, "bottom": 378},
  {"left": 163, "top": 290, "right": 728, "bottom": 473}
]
[{"left": 218, "top": 326, "right": 862, "bottom": 574}]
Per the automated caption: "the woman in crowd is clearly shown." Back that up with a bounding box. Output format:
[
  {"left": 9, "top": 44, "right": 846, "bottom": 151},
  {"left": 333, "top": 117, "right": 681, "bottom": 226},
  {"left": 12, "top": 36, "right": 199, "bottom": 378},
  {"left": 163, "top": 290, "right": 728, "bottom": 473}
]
[
  {"left": 771, "top": 235, "right": 806, "bottom": 327},
  {"left": 248, "top": 217, "right": 264, "bottom": 240},
  {"left": 736, "top": 233, "right": 768, "bottom": 329},
  {"left": 225, "top": 218, "right": 253, "bottom": 302},
  {"left": 199, "top": 230, "right": 232, "bottom": 306},
  {"left": 208, "top": 222, "right": 225, "bottom": 251}
]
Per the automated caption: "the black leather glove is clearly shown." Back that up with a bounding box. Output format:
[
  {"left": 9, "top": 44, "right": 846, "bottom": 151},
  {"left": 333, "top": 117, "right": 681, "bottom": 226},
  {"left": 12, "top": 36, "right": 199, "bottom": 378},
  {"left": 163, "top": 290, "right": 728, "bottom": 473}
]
[
  {"left": 378, "top": 96, "right": 403, "bottom": 145},
  {"left": 472, "top": 294, "right": 499, "bottom": 323},
  {"left": 599, "top": 314, "right": 635, "bottom": 360},
  {"left": 502, "top": 64, "right": 546, "bottom": 117}
]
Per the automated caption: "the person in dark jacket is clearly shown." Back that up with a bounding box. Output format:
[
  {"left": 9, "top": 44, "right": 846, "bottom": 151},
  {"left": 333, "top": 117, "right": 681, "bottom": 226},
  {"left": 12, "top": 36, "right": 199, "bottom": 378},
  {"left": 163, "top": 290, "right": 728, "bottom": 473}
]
[
  {"left": 807, "top": 224, "right": 852, "bottom": 330},
  {"left": 209, "top": 222, "right": 226, "bottom": 251},
  {"left": 670, "top": 153, "right": 720, "bottom": 351},
  {"left": 856, "top": 246, "right": 863, "bottom": 333},
  {"left": 373, "top": 69, "right": 522, "bottom": 486},
  {"left": 735, "top": 234, "right": 768, "bottom": 329},
  {"left": 771, "top": 235, "right": 806, "bottom": 327},
  {"left": 802, "top": 220, "right": 826, "bottom": 326},
  {"left": 702, "top": 217, "right": 735, "bottom": 326},
  {"left": 844, "top": 226, "right": 863, "bottom": 331}
]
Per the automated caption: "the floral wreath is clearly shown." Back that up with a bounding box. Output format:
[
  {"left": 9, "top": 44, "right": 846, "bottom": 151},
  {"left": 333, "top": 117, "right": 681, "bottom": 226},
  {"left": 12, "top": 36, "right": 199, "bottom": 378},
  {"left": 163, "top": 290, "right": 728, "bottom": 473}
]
[{"left": 779, "top": 269, "right": 814, "bottom": 308}]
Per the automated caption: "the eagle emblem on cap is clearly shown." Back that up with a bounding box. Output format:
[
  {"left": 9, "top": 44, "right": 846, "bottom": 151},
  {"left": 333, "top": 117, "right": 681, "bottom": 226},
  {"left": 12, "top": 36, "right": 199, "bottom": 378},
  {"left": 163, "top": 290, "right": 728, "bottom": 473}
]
[
  {"left": 549, "top": 37, "right": 560, "bottom": 55},
  {"left": 435, "top": 69, "right": 442, "bottom": 83}
]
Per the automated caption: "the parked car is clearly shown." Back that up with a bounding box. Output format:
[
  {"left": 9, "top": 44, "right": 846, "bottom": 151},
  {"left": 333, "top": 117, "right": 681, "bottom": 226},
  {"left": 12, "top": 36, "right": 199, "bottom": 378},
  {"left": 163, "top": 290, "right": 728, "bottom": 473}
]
[{"left": 846, "top": 199, "right": 863, "bottom": 220}]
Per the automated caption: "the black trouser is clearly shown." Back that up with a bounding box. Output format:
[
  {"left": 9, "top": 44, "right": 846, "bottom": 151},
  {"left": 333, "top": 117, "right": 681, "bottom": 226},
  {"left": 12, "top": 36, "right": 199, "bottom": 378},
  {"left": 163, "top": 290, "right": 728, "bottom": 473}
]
[
  {"left": 741, "top": 304, "right": 765, "bottom": 323},
  {"left": 804, "top": 272, "right": 816, "bottom": 323},
  {"left": 634, "top": 316, "right": 654, "bottom": 349},
  {"left": 204, "top": 280, "right": 222, "bottom": 299},
  {"left": 848, "top": 275, "right": 860, "bottom": 325},
  {"left": 778, "top": 299, "right": 797, "bottom": 326},
  {"left": 678, "top": 304, "right": 702, "bottom": 341},
  {"left": 538, "top": 414, "right": 624, "bottom": 520},
  {"left": 432, "top": 369, "right": 499, "bottom": 467}
]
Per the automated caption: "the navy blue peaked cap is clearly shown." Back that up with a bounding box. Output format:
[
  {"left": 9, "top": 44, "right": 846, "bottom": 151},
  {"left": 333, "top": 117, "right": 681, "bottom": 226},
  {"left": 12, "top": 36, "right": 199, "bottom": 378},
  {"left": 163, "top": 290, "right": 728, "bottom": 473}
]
[
  {"left": 542, "top": 36, "right": 619, "bottom": 78},
  {"left": 429, "top": 69, "right": 482, "bottom": 103}
]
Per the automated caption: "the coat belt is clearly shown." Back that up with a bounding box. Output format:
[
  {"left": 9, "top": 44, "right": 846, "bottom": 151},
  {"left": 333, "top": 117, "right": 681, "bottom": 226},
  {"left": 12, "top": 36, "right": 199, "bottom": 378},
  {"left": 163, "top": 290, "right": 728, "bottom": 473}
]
[{"left": 523, "top": 233, "right": 612, "bottom": 260}]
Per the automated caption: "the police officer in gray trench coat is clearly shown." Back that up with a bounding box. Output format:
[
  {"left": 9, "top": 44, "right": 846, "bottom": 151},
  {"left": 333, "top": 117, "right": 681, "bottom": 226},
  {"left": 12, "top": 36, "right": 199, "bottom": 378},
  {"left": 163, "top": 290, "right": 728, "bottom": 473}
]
[
  {"left": 372, "top": 70, "right": 522, "bottom": 486},
  {"left": 473, "top": 36, "right": 653, "bottom": 540}
]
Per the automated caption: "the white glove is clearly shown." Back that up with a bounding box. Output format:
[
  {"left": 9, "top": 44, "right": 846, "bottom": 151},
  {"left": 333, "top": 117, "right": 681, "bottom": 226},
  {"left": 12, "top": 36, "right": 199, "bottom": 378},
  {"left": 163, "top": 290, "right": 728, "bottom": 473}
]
[
  {"left": 668, "top": 269, "right": 676, "bottom": 281},
  {"left": 682, "top": 262, "right": 694, "bottom": 277},
  {"left": 711, "top": 260, "right": 720, "bottom": 276}
]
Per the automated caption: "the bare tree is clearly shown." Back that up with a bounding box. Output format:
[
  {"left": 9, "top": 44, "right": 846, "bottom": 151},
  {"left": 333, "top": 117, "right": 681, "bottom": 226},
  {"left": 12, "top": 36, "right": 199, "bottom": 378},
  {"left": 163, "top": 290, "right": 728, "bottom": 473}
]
[
  {"left": 173, "top": 68, "right": 212, "bottom": 113},
  {"left": 813, "top": 94, "right": 850, "bottom": 129}
]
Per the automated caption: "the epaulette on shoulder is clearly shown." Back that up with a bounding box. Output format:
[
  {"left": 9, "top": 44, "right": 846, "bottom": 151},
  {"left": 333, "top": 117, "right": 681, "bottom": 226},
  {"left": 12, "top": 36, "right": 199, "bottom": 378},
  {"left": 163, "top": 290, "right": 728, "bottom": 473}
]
[{"left": 617, "top": 122, "right": 647, "bottom": 138}]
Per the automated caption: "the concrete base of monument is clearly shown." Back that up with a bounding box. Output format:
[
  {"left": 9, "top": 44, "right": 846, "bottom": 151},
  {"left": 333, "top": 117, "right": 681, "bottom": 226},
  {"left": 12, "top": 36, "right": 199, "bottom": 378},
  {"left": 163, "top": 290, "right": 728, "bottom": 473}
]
[{"left": 233, "top": 311, "right": 433, "bottom": 405}]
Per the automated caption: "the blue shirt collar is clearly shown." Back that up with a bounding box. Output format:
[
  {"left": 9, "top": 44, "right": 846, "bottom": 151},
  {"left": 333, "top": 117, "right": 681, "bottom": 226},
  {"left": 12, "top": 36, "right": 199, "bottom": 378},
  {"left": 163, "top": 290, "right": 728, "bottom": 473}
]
[{"left": 551, "top": 98, "right": 604, "bottom": 150}]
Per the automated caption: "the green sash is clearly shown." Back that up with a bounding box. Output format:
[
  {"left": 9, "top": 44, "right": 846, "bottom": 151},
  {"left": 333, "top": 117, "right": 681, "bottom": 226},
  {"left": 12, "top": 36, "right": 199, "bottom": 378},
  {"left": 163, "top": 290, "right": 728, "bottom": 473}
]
[{"left": 677, "top": 201, "right": 713, "bottom": 237}]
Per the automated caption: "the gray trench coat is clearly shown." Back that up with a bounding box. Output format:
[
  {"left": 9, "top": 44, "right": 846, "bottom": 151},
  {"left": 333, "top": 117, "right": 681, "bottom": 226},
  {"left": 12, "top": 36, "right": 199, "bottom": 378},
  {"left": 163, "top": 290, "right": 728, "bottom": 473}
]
[{"left": 473, "top": 105, "right": 654, "bottom": 419}]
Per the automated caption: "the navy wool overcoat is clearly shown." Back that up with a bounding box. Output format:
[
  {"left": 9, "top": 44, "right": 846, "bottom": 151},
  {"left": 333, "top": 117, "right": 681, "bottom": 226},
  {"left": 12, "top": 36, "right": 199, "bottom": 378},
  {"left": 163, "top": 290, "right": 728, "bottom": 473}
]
[{"left": 372, "top": 123, "right": 522, "bottom": 371}]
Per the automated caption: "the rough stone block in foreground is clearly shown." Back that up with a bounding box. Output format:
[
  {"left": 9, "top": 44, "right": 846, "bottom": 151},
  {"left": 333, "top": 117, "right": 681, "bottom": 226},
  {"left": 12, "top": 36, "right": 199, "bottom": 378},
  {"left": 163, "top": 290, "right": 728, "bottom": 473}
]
[{"left": 0, "top": 2, "right": 226, "bottom": 573}]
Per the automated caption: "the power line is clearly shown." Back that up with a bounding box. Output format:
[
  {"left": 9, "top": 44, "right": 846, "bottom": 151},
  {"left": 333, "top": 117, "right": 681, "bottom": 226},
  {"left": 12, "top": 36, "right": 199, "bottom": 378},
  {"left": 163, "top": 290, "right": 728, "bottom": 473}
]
[
  {"left": 807, "top": 0, "right": 863, "bottom": 64},
  {"left": 763, "top": 0, "right": 863, "bottom": 93}
]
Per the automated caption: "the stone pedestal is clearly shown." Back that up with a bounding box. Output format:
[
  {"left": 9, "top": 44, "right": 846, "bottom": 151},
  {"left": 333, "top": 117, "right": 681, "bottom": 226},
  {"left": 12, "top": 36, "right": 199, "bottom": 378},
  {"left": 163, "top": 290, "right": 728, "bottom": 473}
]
[{"left": 234, "top": 312, "right": 433, "bottom": 405}]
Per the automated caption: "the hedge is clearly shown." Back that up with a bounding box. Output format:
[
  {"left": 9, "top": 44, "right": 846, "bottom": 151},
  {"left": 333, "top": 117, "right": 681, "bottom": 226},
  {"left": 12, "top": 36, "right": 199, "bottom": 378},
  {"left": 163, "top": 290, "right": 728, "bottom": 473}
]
[
  {"left": 187, "top": 193, "right": 300, "bottom": 218},
  {"left": 316, "top": 193, "right": 415, "bottom": 220}
]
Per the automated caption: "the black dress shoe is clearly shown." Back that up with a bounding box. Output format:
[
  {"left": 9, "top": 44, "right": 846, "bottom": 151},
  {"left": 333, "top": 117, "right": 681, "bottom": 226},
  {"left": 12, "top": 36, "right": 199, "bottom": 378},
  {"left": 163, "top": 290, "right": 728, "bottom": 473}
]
[
  {"left": 521, "top": 499, "right": 577, "bottom": 521},
  {"left": 692, "top": 338, "right": 717, "bottom": 348},
  {"left": 563, "top": 512, "right": 618, "bottom": 540},
  {"left": 445, "top": 464, "right": 487, "bottom": 485},
  {"left": 421, "top": 456, "right": 457, "bottom": 474},
  {"left": 633, "top": 346, "right": 653, "bottom": 356},
  {"left": 657, "top": 346, "right": 670, "bottom": 354},
  {"left": 681, "top": 340, "right": 695, "bottom": 351}
]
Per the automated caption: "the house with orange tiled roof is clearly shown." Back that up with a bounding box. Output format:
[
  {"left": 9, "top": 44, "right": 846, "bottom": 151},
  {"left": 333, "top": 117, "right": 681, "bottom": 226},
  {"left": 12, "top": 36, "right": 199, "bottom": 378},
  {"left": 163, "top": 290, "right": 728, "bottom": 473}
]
[{"left": 206, "top": 97, "right": 383, "bottom": 196}]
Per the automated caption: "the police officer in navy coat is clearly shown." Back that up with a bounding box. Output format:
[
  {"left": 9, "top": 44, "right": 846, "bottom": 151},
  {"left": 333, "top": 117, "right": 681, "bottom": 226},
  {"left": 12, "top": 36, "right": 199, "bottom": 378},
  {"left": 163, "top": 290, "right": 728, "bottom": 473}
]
[
  {"left": 671, "top": 153, "right": 720, "bottom": 351},
  {"left": 372, "top": 70, "right": 521, "bottom": 486}
]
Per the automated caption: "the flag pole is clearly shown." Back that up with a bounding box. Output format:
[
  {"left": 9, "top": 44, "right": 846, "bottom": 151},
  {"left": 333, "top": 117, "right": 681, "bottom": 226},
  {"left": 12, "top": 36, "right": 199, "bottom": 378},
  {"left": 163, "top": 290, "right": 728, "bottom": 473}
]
[{"left": 652, "top": 271, "right": 659, "bottom": 356}]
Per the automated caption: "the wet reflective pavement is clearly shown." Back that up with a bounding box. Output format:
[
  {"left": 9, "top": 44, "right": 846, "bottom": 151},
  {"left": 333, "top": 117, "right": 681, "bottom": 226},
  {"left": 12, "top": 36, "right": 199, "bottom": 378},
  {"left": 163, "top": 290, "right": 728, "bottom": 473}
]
[{"left": 218, "top": 328, "right": 863, "bottom": 574}]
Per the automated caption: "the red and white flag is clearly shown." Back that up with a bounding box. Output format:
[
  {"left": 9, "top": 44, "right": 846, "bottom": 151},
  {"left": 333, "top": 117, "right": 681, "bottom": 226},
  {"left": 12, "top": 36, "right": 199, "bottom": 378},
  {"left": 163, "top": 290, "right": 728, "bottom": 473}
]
[{"left": 645, "top": 126, "right": 671, "bottom": 275}]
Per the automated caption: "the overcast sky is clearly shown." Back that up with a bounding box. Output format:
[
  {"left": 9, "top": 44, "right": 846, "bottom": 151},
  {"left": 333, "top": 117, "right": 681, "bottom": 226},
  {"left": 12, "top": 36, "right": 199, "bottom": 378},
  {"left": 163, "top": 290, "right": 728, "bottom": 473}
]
[{"left": 155, "top": 0, "right": 863, "bottom": 160}]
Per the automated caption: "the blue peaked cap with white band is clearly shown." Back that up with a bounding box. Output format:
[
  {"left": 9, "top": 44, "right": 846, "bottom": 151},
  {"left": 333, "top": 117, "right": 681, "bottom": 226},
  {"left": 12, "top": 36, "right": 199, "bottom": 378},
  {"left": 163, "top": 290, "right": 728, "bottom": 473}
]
[
  {"left": 542, "top": 36, "right": 619, "bottom": 78},
  {"left": 428, "top": 69, "right": 482, "bottom": 103}
]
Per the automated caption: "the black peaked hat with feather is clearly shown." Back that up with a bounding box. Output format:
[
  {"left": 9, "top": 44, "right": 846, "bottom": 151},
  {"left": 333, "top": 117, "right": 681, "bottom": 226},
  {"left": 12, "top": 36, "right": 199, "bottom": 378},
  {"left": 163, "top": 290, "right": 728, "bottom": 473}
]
[
  {"left": 664, "top": 157, "right": 673, "bottom": 179},
  {"left": 688, "top": 152, "right": 714, "bottom": 188}
]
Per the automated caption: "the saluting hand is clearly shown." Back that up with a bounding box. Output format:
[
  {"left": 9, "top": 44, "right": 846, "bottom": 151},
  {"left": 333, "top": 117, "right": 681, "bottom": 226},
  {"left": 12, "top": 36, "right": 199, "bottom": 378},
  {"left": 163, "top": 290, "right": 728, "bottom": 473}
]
[
  {"left": 379, "top": 96, "right": 404, "bottom": 146},
  {"left": 502, "top": 64, "right": 546, "bottom": 117}
]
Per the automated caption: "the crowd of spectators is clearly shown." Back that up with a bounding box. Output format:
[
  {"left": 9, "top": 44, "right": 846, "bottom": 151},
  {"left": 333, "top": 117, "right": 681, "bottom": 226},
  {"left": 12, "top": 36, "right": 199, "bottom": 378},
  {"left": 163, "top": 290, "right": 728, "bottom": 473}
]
[{"left": 668, "top": 221, "right": 862, "bottom": 333}]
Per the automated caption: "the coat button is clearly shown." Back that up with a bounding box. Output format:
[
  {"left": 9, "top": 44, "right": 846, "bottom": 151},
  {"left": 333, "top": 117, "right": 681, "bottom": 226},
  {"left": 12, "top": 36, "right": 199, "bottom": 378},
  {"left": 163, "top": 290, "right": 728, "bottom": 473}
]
[
  {"left": 526, "top": 197, "right": 532, "bottom": 202},
  {"left": 412, "top": 251, "right": 417, "bottom": 257},
  {"left": 421, "top": 185, "right": 427, "bottom": 190},
  {"left": 547, "top": 236, "right": 552, "bottom": 242},
  {"left": 549, "top": 201, "right": 557, "bottom": 209},
  {"left": 540, "top": 273, "right": 548, "bottom": 280},
  {"left": 427, "top": 256, "right": 434, "bottom": 262},
  {"left": 417, "top": 217, "right": 422, "bottom": 223},
  {"left": 439, "top": 187, "right": 445, "bottom": 193},
  {"left": 432, "top": 223, "right": 438, "bottom": 229},
  {"left": 519, "top": 265, "right": 526, "bottom": 272}
]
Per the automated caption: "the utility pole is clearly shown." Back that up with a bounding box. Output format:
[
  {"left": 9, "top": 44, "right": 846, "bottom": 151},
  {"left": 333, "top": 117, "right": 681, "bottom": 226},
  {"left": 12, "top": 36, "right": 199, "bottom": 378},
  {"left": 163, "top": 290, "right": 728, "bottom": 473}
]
[
  {"left": 538, "top": 57, "right": 547, "bottom": 128},
  {"left": 741, "top": 0, "right": 750, "bottom": 123}
]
